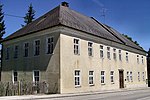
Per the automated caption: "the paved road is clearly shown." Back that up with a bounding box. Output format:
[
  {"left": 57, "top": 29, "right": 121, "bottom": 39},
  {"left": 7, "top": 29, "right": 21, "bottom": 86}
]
[{"left": 45, "top": 89, "right": 150, "bottom": 100}]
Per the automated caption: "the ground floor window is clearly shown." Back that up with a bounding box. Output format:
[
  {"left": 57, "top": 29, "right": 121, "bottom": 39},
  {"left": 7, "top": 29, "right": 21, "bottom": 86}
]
[
  {"left": 101, "top": 71, "right": 105, "bottom": 84},
  {"left": 138, "top": 72, "right": 140, "bottom": 81},
  {"left": 110, "top": 71, "right": 114, "bottom": 83},
  {"left": 142, "top": 72, "right": 145, "bottom": 81},
  {"left": 33, "top": 70, "right": 40, "bottom": 83},
  {"left": 75, "top": 70, "right": 80, "bottom": 86},
  {"left": 89, "top": 71, "right": 94, "bottom": 85},
  {"left": 12, "top": 71, "right": 18, "bottom": 83}
]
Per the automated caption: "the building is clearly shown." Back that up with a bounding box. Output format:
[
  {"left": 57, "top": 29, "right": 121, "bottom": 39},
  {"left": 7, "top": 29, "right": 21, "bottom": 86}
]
[{"left": 1, "top": 2, "right": 147, "bottom": 94}]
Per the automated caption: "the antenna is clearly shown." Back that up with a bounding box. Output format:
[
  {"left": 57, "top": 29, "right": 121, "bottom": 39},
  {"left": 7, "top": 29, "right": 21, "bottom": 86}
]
[{"left": 100, "top": 7, "right": 107, "bottom": 24}]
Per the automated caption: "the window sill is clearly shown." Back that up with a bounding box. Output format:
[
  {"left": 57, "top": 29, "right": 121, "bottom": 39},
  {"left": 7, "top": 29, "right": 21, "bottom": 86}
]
[
  {"left": 101, "top": 83, "right": 105, "bottom": 85},
  {"left": 89, "top": 84, "right": 95, "bottom": 87},
  {"left": 75, "top": 85, "right": 81, "bottom": 88},
  {"left": 111, "top": 82, "right": 115, "bottom": 84}
]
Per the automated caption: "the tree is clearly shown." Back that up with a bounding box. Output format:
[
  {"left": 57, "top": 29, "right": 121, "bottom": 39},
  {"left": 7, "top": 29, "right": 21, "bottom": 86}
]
[
  {"left": 0, "top": 4, "right": 5, "bottom": 40},
  {"left": 23, "top": 3, "right": 35, "bottom": 26},
  {"left": 122, "top": 34, "right": 140, "bottom": 46},
  {"left": 147, "top": 48, "right": 150, "bottom": 86}
]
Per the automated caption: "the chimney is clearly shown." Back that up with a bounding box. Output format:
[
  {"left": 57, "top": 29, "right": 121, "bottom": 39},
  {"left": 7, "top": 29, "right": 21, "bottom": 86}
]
[{"left": 61, "top": 1, "right": 69, "bottom": 7}]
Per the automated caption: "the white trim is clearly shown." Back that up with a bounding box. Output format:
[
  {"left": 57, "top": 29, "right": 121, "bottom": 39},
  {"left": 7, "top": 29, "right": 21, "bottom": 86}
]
[
  {"left": 74, "top": 69, "right": 81, "bottom": 87},
  {"left": 46, "top": 36, "right": 54, "bottom": 54},
  {"left": 33, "top": 70, "right": 40, "bottom": 82}
]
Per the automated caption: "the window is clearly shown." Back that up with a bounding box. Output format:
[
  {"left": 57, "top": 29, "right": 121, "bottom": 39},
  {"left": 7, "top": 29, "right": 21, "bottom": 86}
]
[
  {"left": 127, "top": 71, "right": 129, "bottom": 82},
  {"left": 119, "top": 50, "right": 122, "bottom": 61},
  {"left": 14, "top": 45, "right": 19, "bottom": 58},
  {"left": 141, "top": 56, "right": 144, "bottom": 64},
  {"left": 74, "top": 39, "right": 80, "bottom": 55},
  {"left": 12, "top": 71, "right": 18, "bottom": 83},
  {"left": 88, "top": 42, "right": 93, "bottom": 56},
  {"left": 138, "top": 72, "right": 140, "bottom": 81},
  {"left": 101, "top": 71, "right": 105, "bottom": 84},
  {"left": 46, "top": 37, "right": 54, "bottom": 54},
  {"left": 137, "top": 55, "right": 139, "bottom": 63},
  {"left": 24, "top": 43, "right": 29, "bottom": 57},
  {"left": 107, "top": 47, "right": 110, "bottom": 59},
  {"left": 100, "top": 45, "right": 104, "bottom": 58},
  {"left": 142, "top": 72, "right": 145, "bottom": 81},
  {"left": 33, "top": 70, "right": 40, "bottom": 83},
  {"left": 75, "top": 70, "right": 80, "bottom": 86},
  {"left": 110, "top": 71, "right": 114, "bottom": 83},
  {"left": 89, "top": 71, "right": 94, "bottom": 85},
  {"left": 126, "top": 52, "right": 128, "bottom": 62},
  {"left": 113, "top": 48, "right": 116, "bottom": 60},
  {"left": 5, "top": 47, "right": 9, "bottom": 60},
  {"left": 130, "top": 71, "right": 133, "bottom": 82},
  {"left": 34, "top": 40, "right": 40, "bottom": 56}
]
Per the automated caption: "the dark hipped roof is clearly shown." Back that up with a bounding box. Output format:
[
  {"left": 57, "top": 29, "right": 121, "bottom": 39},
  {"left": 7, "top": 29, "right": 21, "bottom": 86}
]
[{"left": 4, "top": 5, "right": 143, "bottom": 51}]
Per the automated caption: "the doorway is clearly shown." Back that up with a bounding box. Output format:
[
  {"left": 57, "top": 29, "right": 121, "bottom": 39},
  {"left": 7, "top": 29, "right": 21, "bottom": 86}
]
[{"left": 119, "top": 70, "right": 124, "bottom": 88}]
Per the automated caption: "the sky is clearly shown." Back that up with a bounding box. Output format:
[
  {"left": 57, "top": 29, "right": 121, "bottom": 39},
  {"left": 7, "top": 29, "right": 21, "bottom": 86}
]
[{"left": 1, "top": 0, "right": 150, "bottom": 51}]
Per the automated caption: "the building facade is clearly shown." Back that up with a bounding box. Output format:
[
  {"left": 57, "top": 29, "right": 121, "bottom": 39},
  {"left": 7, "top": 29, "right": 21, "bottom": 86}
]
[{"left": 1, "top": 3, "right": 147, "bottom": 94}]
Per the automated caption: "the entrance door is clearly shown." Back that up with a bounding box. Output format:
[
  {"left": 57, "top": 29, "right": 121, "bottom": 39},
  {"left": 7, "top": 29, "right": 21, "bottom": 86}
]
[{"left": 119, "top": 70, "right": 124, "bottom": 88}]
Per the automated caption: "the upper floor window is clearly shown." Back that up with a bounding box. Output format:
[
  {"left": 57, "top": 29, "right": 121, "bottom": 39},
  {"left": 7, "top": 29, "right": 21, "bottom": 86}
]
[
  {"left": 24, "top": 43, "right": 29, "bottom": 57},
  {"left": 126, "top": 52, "right": 128, "bottom": 62},
  {"left": 107, "top": 47, "right": 110, "bottom": 59},
  {"left": 74, "top": 39, "right": 80, "bottom": 55},
  {"left": 46, "top": 37, "right": 54, "bottom": 54},
  {"left": 100, "top": 45, "right": 104, "bottom": 58},
  {"left": 5, "top": 47, "right": 9, "bottom": 60},
  {"left": 113, "top": 48, "right": 116, "bottom": 60},
  {"left": 89, "top": 71, "right": 94, "bottom": 85},
  {"left": 14, "top": 45, "right": 19, "bottom": 58},
  {"left": 137, "top": 55, "right": 139, "bottom": 64},
  {"left": 110, "top": 71, "right": 114, "bottom": 83},
  {"left": 141, "top": 56, "right": 144, "bottom": 64},
  {"left": 34, "top": 40, "right": 40, "bottom": 56},
  {"left": 101, "top": 71, "right": 105, "bottom": 84},
  {"left": 88, "top": 42, "right": 93, "bottom": 56},
  {"left": 119, "top": 50, "right": 122, "bottom": 61},
  {"left": 33, "top": 70, "right": 40, "bottom": 83},
  {"left": 12, "top": 71, "right": 18, "bottom": 83},
  {"left": 75, "top": 70, "right": 81, "bottom": 86}
]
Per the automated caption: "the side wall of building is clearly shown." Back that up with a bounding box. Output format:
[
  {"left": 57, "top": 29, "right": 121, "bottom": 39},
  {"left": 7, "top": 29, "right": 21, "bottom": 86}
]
[
  {"left": 1, "top": 27, "right": 61, "bottom": 93},
  {"left": 60, "top": 27, "right": 147, "bottom": 93}
]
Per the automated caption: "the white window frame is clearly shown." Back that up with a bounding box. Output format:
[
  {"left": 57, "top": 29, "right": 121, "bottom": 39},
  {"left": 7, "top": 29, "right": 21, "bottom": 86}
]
[
  {"left": 74, "top": 70, "right": 81, "bottom": 87},
  {"left": 141, "top": 56, "right": 144, "bottom": 64},
  {"left": 107, "top": 47, "right": 110, "bottom": 59},
  {"left": 12, "top": 70, "right": 18, "bottom": 83},
  {"left": 24, "top": 42, "right": 29, "bottom": 57},
  {"left": 127, "top": 71, "right": 129, "bottom": 82},
  {"left": 142, "top": 72, "right": 145, "bottom": 81},
  {"left": 74, "top": 38, "right": 80, "bottom": 55},
  {"left": 126, "top": 52, "right": 128, "bottom": 62},
  {"left": 33, "top": 70, "right": 40, "bottom": 83},
  {"left": 46, "top": 37, "right": 54, "bottom": 54},
  {"left": 110, "top": 71, "right": 114, "bottom": 83},
  {"left": 101, "top": 71, "right": 105, "bottom": 84},
  {"left": 34, "top": 39, "right": 40, "bottom": 56},
  {"left": 138, "top": 72, "right": 140, "bottom": 81},
  {"left": 130, "top": 71, "right": 133, "bottom": 82},
  {"left": 88, "top": 42, "right": 93, "bottom": 56},
  {"left": 89, "top": 71, "right": 94, "bottom": 86},
  {"left": 113, "top": 48, "right": 116, "bottom": 60},
  {"left": 100, "top": 45, "right": 104, "bottom": 58},
  {"left": 119, "top": 50, "right": 122, "bottom": 61},
  {"left": 137, "top": 55, "right": 139, "bottom": 64}
]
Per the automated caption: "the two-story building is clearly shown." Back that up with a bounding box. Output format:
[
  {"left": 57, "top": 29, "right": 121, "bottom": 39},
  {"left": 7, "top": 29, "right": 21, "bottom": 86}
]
[{"left": 1, "top": 2, "right": 147, "bottom": 93}]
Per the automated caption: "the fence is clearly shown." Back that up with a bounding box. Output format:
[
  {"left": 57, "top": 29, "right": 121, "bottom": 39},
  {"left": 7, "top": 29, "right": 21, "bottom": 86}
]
[{"left": 0, "top": 81, "right": 49, "bottom": 96}]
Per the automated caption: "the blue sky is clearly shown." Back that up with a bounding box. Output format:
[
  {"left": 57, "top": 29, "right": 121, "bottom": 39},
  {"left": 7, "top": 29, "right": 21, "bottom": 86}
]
[{"left": 1, "top": 0, "right": 150, "bottom": 51}]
